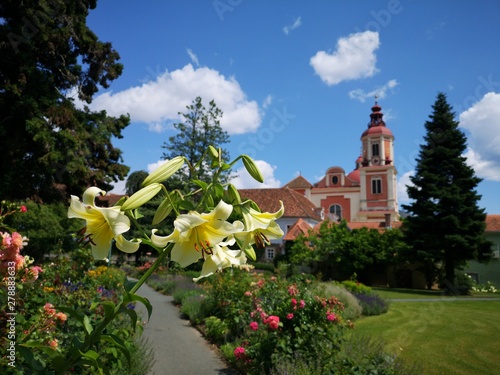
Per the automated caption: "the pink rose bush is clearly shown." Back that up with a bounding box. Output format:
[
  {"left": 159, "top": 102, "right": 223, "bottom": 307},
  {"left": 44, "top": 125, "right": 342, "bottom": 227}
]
[{"left": 201, "top": 269, "right": 351, "bottom": 374}]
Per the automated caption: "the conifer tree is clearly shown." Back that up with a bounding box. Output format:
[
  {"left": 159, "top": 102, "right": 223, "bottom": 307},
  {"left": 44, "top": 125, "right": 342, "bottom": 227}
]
[
  {"left": 402, "top": 92, "right": 491, "bottom": 289},
  {"left": 0, "top": 0, "right": 129, "bottom": 202},
  {"left": 162, "top": 97, "right": 230, "bottom": 189}
]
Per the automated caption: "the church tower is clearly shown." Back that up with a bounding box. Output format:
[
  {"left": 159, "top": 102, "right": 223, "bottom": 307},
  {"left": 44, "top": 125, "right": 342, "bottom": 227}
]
[{"left": 357, "top": 100, "right": 398, "bottom": 223}]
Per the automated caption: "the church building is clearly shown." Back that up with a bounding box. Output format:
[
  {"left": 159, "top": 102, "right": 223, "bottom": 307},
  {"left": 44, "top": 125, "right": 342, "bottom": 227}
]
[{"left": 285, "top": 100, "right": 399, "bottom": 228}]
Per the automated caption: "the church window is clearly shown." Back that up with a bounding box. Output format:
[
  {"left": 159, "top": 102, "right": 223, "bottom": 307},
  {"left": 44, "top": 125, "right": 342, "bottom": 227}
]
[
  {"left": 331, "top": 176, "right": 339, "bottom": 185},
  {"left": 329, "top": 204, "right": 342, "bottom": 220},
  {"left": 372, "top": 178, "right": 382, "bottom": 194},
  {"left": 372, "top": 143, "right": 380, "bottom": 157}
]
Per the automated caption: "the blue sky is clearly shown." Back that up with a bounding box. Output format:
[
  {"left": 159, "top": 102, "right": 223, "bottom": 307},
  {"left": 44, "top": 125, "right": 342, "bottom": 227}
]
[{"left": 82, "top": 0, "right": 500, "bottom": 214}]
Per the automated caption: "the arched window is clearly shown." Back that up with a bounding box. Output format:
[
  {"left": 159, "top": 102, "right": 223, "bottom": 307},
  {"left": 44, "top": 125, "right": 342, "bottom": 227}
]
[{"left": 329, "top": 204, "right": 342, "bottom": 220}]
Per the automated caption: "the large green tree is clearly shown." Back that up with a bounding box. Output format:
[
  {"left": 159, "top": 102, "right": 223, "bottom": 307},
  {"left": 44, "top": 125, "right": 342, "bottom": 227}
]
[
  {"left": 401, "top": 92, "right": 491, "bottom": 289},
  {"left": 290, "top": 220, "right": 404, "bottom": 283},
  {"left": 162, "top": 97, "right": 230, "bottom": 189},
  {"left": 0, "top": 0, "right": 129, "bottom": 203}
]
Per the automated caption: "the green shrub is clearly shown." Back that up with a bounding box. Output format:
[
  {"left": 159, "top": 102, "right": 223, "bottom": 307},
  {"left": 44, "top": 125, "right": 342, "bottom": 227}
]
[
  {"left": 179, "top": 294, "right": 205, "bottom": 325},
  {"left": 205, "top": 316, "right": 230, "bottom": 344},
  {"left": 341, "top": 280, "right": 372, "bottom": 295},
  {"left": 313, "top": 283, "right": 362, "bottom": 321},
  {"left": 337, "top": 333, "right": 421, "bottom": 375}
]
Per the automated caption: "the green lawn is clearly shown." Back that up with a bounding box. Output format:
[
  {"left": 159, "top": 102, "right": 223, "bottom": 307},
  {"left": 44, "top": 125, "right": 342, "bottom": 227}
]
[
  {"left": 351, "top": 300, "right": 500, "bottom": 375},
  {"left": 373, "top": 287, "right": 500, "bottom": 300}
]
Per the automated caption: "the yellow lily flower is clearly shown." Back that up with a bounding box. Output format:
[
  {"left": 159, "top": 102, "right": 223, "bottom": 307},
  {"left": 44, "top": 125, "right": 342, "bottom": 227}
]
[
  {"left": 151, "top": 200, "right": 244, "bottom": 268},
  {"left": 68, "top": 187, "right": 140, "bottom": 260},
  {"left": 235, "top": 201, "right": 285, "bottom": 251}
]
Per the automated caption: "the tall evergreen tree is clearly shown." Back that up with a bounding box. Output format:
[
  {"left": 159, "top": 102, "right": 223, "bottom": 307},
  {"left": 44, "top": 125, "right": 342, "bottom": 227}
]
[
  {"left": 162, "top": 97, "right": 230, "bottom": 189},
  {"left": 0, "top": 0, "right": 129, "bottom": 202},
  {"left": 402, "top": 92, "right": 491, "bottom": 289}
]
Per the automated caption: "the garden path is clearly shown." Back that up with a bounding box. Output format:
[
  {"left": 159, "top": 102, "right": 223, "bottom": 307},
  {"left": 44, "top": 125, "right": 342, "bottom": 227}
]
[{"left": 136, "top": 282, "right": 238, "bottom": 375}]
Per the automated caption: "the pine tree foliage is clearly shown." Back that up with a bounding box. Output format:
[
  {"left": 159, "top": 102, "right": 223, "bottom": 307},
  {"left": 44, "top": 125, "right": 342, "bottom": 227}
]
[
  {"left": 0, "top": 0, "right": 129, "bottom": 202},
  {"left": 161, "top": 97, "right": 230, "bottom": 188},
  {"left": 401, "top": 92, "right": 491, "bottom": 288}
]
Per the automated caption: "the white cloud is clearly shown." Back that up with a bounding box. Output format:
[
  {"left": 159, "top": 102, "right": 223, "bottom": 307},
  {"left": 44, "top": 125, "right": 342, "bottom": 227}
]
[
  {"left": 459, "top": 92, "right": 500, "bottom": 180},
  {"left": 89, "top": 64, "right": 261, "bottom": 135},
  {"left": 397, "top": 170, "right": 414, "bottom": 207},
  {"left": 262, "top": 95, "right": 273, "bottom": 109},
  {"left": 186, "top": 48, "right": 199, "bottom": 67},
  {"left": 283, "top": 16, "right": 302, "bottom": 35},
  {"left": 310, "top": 31, "right": 380, "bottom": 86},
  {"left": 147, "top": 159, "right": 169, "bottom": 174},
  {"left": 109, "top": 179, "right": 126, "bottom": 195},
  {"left": 230, "top": 160, "right": 281, "bottom": 189},
  {"left": 349, "top": 79, "right": 398, "bottom": 102},
  {"left": 463, "top": 148, "right": 500, "bottom": 182}
]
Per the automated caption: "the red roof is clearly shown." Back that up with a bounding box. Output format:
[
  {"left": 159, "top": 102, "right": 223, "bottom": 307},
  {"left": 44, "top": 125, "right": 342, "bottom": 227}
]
[
  {"left": 238, "top": 188, "right": 322, "bottom": 221},
  {"left": 96, "top": 193, "right": 126, "bottom": 207},
  {"left": 284, "top": 175, "right": 313, "bottom": 189},
  {"left": 486, "top": 215, "right": 500, "bottom": 232},
  {"left": 361, "top": 125, "right": 393, "bottom": 137},
  {"left": 346, "top": 169, "right": 360, "bottom": 182},
  {"left": 283, "top": 218, "right": 313, "bottom": 241}
]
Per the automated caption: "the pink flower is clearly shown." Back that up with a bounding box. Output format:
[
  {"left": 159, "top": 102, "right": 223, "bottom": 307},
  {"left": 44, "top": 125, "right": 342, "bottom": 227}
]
[
  {"left": 244, "top": 291, "right": 252, "bottom": 297},
  {"left": 20, "top": 205, "right": 27, "bottom": 213},
  {"left": 249, "top": 321, "right": 259, "bottom": 331},
  {"left": 234, "top": 346, "right": 246, "bottom": 360},
  {"left": 291, "top": 298, "right": 297, "bottom": 306},
  {"left": 55, "top": 312, "right": 67, "bottom": 322},
  {"left": 11, "top": 232, "right": 24, "bottom": 250},
  {"left": 288, "top": 284, "right": 299, "bottom": 296},
  {"left": 264, "top": 315, "right": 280, "bottom": 330},
  {"left": 286, "top": 313, "right": 294, "bottom": 320},
  {"left": 49, "top": 339, "right": 58, "bottom": 349},
  {"left": 44, "top": 303, "right": 56, "bottom": 316},
  {"left": 326, "top": 312, "right": 337, "bottom": 322},
  {"left": 299, "top": 300, "right": 306, "bottom": 309}
]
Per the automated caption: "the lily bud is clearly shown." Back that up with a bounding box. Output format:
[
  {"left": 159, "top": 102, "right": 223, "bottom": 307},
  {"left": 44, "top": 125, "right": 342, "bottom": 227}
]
[
  {"left": 227, "top": 184, "right": 242, "bottom": 204},
  {"left": 208, "top": 145, "right": 219, "bottom": 159},
  {"left": 143, "top": 156, "right": 185, "bottom": 186},
  {"left": 121, "top": 183, "right": 162, "bottom": 211},
  {"left": 242, "top": 155, "right": 264, "bottom": 183}
]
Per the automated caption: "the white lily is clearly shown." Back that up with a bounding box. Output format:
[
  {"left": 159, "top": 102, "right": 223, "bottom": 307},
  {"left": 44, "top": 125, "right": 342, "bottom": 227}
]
[
  {"left": 194, "top": 245, "right": 247, "bottom": 282},
  {"left": 235, "top": 201, "right": 285, "bottom": 252},
  {"left": 68, "top": 187, "right": 140, "bottom": 260},
  {"left": 151, "top": 200, "right": 244, "bottom": 268}
]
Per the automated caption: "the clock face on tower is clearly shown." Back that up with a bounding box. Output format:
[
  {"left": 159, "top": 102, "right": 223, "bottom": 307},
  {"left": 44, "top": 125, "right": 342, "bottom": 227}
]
[{"left": 372, "top": 156, "right": 381, "bottom": 165}]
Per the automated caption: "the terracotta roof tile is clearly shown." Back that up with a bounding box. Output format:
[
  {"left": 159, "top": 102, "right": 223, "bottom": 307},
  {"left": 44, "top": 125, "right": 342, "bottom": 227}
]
[
  {"left": 238, "top": 188, "right": 322, "bottom": 221},
  {"left": 283, "top": 218, "right": 312, "bottom": 241},
  {"left": 284, "top": 175, "right": 313, "bottom": 189},
  {"left": 97, "top": 193, "right": 126, "bottom": 207},
  {"left": 486, "top": 215, "right": 500, "bottom": 232}
]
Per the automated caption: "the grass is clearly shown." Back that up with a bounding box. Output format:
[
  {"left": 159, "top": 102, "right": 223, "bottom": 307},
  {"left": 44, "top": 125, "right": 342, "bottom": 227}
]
[
  {"left": 351, "top": 300, "right": 500, "bottom": 375},
  {"left": 373, "top": 287, "right": 500, "bottom": 299}
]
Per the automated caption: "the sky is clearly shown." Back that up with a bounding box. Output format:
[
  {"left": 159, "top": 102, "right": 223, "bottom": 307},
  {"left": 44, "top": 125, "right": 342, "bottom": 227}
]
[{"left": 81, "top": 0, "right": 500, "bottom": 214}]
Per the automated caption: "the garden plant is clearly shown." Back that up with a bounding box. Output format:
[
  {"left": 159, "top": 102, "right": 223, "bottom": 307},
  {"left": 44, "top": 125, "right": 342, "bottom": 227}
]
[{"left": 1, "top": 147, "right": 284, "bottom": 374}]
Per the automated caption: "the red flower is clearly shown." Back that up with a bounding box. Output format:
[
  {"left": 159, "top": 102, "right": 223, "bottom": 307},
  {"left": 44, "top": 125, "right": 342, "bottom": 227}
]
[
  {"left": 264, "top": 315, "right": 280, "bottom": 330},
  {"left": 20, "top": 205, "right": 27, "bottom": 213},
  {"left": 249, "top": 321, "right": 259, "bottom": 331},
  {"left": 286, "top": 313, "right": 294, "bottom": 320},
  {"left": 234, "top": 346, "right": 246, "bottom": 360},
  {"left": 326, "top": 312, "right": 337, "bottom": 322}
]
